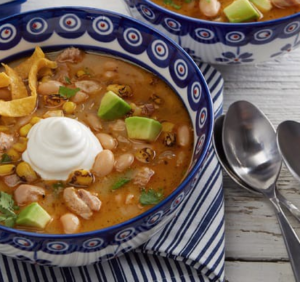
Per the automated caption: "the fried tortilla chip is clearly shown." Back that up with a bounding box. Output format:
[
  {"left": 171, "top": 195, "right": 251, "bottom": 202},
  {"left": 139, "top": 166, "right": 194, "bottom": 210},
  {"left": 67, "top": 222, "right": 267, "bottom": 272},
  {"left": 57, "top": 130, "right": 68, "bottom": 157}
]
[
  {"left": 0, "top": 72, "right": 11, "bottom": 88},
  {"left": 14, "top": 46, "right": 45, "bottom": 79},
  {"left": 28, "top": 58, "right": 57, "bottom": 99},
  {"left": 2, "top": 64, "right": 28, "bottom": 100},
  {"left": 0, "top": 57, "right": 57, "bottom": 117}
]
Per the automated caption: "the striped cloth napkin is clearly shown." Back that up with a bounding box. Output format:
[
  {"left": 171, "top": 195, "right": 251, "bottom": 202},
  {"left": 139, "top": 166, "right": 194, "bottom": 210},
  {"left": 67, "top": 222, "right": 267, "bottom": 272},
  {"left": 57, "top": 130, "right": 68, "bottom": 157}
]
[{"left": 0, "top": 63, "right": 225, "bottom": 282}]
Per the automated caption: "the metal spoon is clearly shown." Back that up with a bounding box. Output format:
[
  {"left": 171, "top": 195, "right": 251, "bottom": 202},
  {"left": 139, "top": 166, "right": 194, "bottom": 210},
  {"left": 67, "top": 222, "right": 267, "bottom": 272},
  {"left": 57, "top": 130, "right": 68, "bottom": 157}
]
[
  {"left": 222, "top": 100, "right": 300, "bottom": 282},
  {"left": 213, "top": 115, "right": 300, "bottom": 222},
  {"left": 277, "top": 120, "right": 300, "bottom": 183}
]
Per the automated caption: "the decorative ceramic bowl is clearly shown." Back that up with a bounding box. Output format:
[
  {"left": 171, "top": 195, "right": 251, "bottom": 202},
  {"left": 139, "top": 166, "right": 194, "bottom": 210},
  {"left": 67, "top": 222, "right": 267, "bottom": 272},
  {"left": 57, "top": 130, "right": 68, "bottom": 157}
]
[
  {"left": 0, "top": 7, "right": 213, "bottom": 267},
  {"left": 0, "top": 0, "right": 27, "bottom": 19},
  {"left": 123, "top": 0, "right": 300, "bottom": 65}
]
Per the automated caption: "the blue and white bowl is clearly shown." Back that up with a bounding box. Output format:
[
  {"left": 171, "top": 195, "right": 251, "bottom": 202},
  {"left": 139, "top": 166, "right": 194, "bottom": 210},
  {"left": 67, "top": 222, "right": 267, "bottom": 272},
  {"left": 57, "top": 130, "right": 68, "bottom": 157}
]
[
  {"left": 123, "top": 0, "right": 300, "bottom": 64},
  {"left": 0, "top": 7, "right": 214, "bottom": 267}
]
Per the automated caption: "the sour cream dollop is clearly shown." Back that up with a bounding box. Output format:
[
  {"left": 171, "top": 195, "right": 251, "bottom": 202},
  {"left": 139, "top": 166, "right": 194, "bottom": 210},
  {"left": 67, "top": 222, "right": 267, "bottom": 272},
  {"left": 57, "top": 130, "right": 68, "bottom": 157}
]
[{"left": 23, "top": 117, "right": 103, "bottom": 180}]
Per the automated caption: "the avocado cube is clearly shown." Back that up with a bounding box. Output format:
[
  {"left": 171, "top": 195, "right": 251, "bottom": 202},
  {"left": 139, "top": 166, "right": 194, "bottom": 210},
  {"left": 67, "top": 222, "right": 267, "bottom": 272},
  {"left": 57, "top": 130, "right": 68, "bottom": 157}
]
[
  {"left": 125, "top": 117, "right": 162, "bottom": 141},
  {"left": 98, "top": 91, "right": 131, "bottom": 120},
  {"left": 250, "top": 0, "right": 272, "bottom": 12},
  {"left": 224, "top": 0, "right": 261, "bottom": 23},
  {"left": 16, "top": 202, "right": 51, "bottom": 229}
]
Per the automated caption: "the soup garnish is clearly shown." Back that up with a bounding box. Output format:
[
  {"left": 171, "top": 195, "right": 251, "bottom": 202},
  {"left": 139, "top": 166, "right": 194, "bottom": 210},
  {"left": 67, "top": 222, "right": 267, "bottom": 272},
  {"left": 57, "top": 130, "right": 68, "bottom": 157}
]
[
  {"left": 0, "top": 47, "right": 193, "bottom": 234},
  {"left": 153, "top": 0, "right": 300, "bottom": 22}
]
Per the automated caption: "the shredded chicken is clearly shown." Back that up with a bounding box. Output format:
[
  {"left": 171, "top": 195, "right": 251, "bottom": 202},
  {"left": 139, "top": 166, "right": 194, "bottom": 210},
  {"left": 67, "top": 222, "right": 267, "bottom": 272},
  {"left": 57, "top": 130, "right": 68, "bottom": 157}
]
[
  {"left": 63, "top": 187, "right": 101, "bottom": 219},
  {"left": 0, "top": 132, "right": 14, "bottom": 151},
  {"left": 133, "top": 167, "right": 155, "bottom": 186},
  {"left": 14, "top": 184, "right": 45, "bottom": 206},
  {"left": 271, "top": 0, "right": 300, "bottom": 7},
  {"left": 56, "top": 47, "right": 83, "bottom": 63}
]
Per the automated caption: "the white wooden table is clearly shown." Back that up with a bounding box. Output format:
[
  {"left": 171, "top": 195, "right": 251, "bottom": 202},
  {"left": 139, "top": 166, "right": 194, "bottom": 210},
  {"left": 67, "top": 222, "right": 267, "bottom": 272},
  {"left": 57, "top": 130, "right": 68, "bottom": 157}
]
[
  {"left": 19, "top": 1, "right": 300, "bottom": 281},
  {"left": 216, "top": 50, "right": 300, "bottom": 282}
]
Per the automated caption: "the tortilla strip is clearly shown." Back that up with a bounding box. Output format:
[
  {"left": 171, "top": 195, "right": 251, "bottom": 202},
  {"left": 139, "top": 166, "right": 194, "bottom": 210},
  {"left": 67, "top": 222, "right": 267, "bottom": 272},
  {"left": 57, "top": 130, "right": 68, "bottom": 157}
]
[
  {"left": 28, "top": 58, "right": 57, "bottom": 99},
  {"left": 14, "top": 46, "right": 45, "bottom": 79},
  {"left": 2, "top": 64, "right": 28, "bottom": 100},
  {"left": 0, "top": 57, "right": 57, "bottom": 117},
  {"left": 0, "top": 72, "right": 11, "bottom": 88}
]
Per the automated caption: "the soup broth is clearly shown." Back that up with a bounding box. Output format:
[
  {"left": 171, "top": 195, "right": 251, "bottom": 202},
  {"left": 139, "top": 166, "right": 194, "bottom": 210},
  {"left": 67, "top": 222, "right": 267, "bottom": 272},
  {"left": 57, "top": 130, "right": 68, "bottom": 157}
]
[
  {"left": 152, "top": 0, "right": 300, "bottom": 22},
  {"left": 0, "top": 48, "right": 193, "bottom": 234}
]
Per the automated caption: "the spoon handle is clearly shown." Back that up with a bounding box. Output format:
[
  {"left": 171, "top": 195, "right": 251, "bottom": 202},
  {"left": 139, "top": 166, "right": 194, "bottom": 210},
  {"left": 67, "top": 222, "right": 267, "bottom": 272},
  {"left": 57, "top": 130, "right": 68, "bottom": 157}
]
[
  {"left": 269, "top": 197, "right": 300, "bottom": 282},
  {"left": 277, "top": 191, "right": 300, "bottom": 223}
]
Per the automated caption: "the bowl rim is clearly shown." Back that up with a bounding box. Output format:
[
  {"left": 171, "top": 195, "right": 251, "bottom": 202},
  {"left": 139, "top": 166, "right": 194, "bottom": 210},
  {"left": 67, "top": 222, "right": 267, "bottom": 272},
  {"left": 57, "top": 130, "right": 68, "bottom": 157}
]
[
  {"left": 0, "top": 6, "right": 214, "bottom": 240},
  {"left": 139, "top": 0, "right": 300, "bottom": 27}
]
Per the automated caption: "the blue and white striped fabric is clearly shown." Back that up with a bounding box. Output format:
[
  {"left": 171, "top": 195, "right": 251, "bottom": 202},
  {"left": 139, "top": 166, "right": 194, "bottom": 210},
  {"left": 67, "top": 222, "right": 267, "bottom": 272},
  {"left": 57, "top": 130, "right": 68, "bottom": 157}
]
[{"left": 0, "top": 63, "right": 224, "bottom": 282}]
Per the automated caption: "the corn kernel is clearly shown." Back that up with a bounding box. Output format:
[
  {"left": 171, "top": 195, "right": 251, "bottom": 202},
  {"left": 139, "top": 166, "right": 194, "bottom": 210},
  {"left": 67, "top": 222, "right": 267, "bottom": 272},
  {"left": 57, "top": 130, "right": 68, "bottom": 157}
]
[
  {"left": 16, "top": 162, "right": 38, "bottom": 183},
  {"left": 6, "top": 148, "right": 20, "bottom": 161},
  {"left": 68, "top": 169, "right": 94, "bottom": 187},
  {"left": 40, "top": 76, "right": 51, "bottom": 83},
  {"left": 161, "top": 122, "right": 175, "bottom": 133},
  {"left": 0, "top": 164, "right": 15, "bottom": 176},
  {"left": 30, "top": 116, "right": 42, "bottom": 125},
  {"left": 76, "top": 70, "right": 86, "bottom": 77},
  {"left": 12, "top": 142, "right": 27, "bottom": 153},
  {"left": 63, "top": 101, "right": 77, "bottom": 114},
  {"left": 0, "top": 125, "right": 9, "bottom": 132},
  {"left": 19, "top": 123, "right": 32, "bottom": 137}
]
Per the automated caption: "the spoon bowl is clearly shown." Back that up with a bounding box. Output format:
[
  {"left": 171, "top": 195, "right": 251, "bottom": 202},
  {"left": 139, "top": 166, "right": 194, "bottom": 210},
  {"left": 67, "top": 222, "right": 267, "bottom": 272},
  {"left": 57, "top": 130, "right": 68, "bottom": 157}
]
[
  {"left": 222, "top": 101, "right": 300, "bottom": 282},
  {"left": 222, "top": 101, "right": 281, "bottom": 191},
  {"left": 213, "top": 114, "right": 300, "bottom": 222},
  {"left": 277, "top": 120, "right": 300, "bottom": 183}
]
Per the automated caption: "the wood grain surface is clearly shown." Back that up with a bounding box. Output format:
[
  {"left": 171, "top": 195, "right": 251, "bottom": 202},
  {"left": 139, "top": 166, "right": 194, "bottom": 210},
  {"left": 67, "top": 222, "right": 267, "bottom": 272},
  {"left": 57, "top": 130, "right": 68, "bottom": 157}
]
[{"left": 215, "top": 49, "right": 300, "bottom": 282}]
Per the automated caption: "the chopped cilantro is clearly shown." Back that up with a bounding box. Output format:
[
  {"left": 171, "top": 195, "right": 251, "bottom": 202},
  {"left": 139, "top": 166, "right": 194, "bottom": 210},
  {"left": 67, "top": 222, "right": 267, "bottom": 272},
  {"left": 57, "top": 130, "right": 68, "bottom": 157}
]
[
  {"left": 0, "top": 192, "right": 17, "bottom": 227},
  {"left": 139, "top": 188, "right": 164, "bottom": 206},
  {"left": 163, "top": 0, "right": 181, "bottom": 9},
  {"left": 58, "top": 86, "right": 80, "bottom": 99},
  {"left": 52, "top": 181, "right": 64, "bottom": 190},
  {"left": 0, "top": 153, "right": 12, "bottom": 163},
  {"left": 112, "top": 178, "right": 130, "bottom": 190},
  {"left": 65, "top": 76, "right": 71, "bottom": 84}
]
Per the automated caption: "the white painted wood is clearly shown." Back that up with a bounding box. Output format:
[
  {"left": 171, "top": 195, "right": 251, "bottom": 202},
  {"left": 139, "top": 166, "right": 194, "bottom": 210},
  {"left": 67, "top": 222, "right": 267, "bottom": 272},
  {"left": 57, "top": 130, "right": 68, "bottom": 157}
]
[
  {"left": 225, "top": 261, "right": 294, "bottom": 282},
  {"left": 218, "top": 48, "right": 300, "bottom": 281}
]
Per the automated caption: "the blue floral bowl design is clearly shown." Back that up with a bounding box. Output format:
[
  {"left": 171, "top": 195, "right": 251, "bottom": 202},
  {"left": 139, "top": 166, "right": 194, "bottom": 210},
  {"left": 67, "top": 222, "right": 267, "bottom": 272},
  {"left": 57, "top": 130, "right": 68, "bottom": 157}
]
[
  {"left": 123, "top": 0, "right": 300, "bottom": 64},
  {"left": 0, "top": 7, "right": 213, "bottom": 266}
]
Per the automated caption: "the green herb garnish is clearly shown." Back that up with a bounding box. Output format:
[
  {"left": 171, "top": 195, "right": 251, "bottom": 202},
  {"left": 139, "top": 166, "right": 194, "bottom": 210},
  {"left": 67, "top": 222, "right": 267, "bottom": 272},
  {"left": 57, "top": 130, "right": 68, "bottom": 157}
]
[
  {"left": 163, "top": 0, "right": 181, "bottom": 9},
  {"left": 64, "top": 76, "right": 71, "bottom": 84},
  {"left": 0, "top": 153, "right": 12, "bottom": 163},
  {"left": 52, "top": 181, "right": 64, "bottom": 189},
  {"left": 0, "top": 192, "right": 18, "bottom": 227},
  {"left": 112, "top": 178, "right": 130, "bottom": 190},
  {"left": 58, "top": 86, "right": 80, "bottom": 99},
  {"left": 139, "top": 188, "right": 164, "bottom": 206}
]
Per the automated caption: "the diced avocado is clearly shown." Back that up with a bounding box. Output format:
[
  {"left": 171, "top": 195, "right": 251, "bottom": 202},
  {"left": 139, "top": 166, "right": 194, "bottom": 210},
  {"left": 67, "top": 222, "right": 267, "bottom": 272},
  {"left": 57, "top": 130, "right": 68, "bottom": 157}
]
[
  {"left": 125, "top": 117, "right": 162, "bottom": 141},
  {"left": 16, "top": 202, "right": 51, "bottom": 229},
  {"left": 97, "top": 91, "right": 131, "bottom": 120},
  {"left": 224, "top": 0, "right": 261, "bottom": 23},
  {"left": 249, "top": 0, "right": 272, "bottom": 12}
]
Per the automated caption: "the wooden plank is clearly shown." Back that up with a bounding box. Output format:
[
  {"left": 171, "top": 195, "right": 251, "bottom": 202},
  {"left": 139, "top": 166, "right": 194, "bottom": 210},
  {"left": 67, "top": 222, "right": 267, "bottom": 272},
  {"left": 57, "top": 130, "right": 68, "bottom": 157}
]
[{"left": 225, "top": 261, "right": 294, "bottom": 282}]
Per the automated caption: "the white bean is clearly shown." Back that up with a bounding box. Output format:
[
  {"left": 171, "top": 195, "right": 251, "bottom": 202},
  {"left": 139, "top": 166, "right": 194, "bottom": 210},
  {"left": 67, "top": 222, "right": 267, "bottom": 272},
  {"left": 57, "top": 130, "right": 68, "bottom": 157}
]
[
  {"left": 71, "top": 91, "right": 89, "bottom": 104},
  {"left": 96, "top": 133, "right": 117, "bottom": 150},
  {"left": 199, "top": 0, "right": 220, "bottom": 17},
  {"left": 103, "top": 61, "right": 118, "bottom": 71},
  {"left": 104, "top": 71, "right": 116, "bottom": 79},
  {"left": 177, "top": 124, "right": 191, "bottom": 147},
  {"left": 85, "top": 113, "right": 102, "bottom": 131},
  {"left": 115, "top": 153, "right": 134, "bottom": 172},
  {"left": 92, "top": 150, "right": 115, "bottom": 177},
  {"left": 38, "top": 80, "right": 63, "bottom": 95},
  {"left": 60, "top": 213, "right": 80, "bottom": 234}
]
